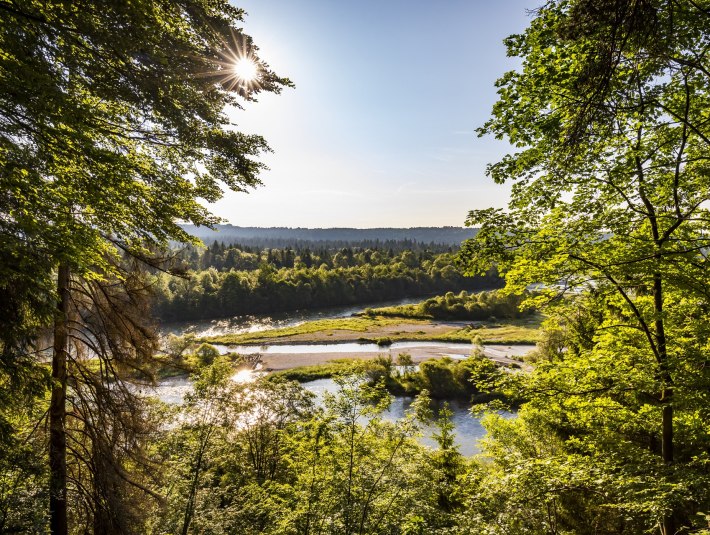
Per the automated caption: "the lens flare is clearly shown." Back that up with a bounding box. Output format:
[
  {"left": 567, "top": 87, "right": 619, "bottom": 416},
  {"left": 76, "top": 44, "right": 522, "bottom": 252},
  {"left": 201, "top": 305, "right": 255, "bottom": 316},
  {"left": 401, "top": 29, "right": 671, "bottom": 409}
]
[
  {"left": 196, "top": 28, "right": 263, "bottom": 95},
  {"left": 233, "top": 57, "right": 259, "bottom": 83}
]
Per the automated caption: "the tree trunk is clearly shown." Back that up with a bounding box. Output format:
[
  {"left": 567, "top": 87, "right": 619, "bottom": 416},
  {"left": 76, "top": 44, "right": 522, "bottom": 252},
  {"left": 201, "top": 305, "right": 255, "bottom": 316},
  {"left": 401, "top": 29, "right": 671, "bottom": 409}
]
[
  {"left": 181, "top": 427, "right": 211, "bottom": 535},
  {"left": 49, "top": 264, "right": 70, "bottom": 535},
  {"left": 662, "top": 396, "right": 673, "bottom": 464},
  {"left": 661, "top": 396, "right": 674, "bottom": 535},
  {"left": 654, "top": 273, "right": 675, "bottom": 535}
]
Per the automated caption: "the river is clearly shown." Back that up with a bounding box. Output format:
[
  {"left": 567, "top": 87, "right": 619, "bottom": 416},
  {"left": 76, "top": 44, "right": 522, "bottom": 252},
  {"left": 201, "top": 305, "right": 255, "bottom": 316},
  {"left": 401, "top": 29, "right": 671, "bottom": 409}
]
[
  {"left": 211, "top": 340, "right": 534, "bottom": 369},
  {"left": 160, "top": 297, "right": 428, "bottom": 338},
  {"left": 152, "top": 298, "right": 528, "bottom": 456},
  {"left": 141, "top": 374, "right": 509, "bottom": 456},
  {"left": 302, "top": 377, "right": 513, "bottom": 456}
]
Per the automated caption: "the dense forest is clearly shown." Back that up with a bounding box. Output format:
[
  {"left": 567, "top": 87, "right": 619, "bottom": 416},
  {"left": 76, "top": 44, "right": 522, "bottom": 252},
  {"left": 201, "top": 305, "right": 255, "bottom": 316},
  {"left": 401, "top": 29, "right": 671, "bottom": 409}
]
[
  {"left": 2, "top": 1, "right": 710, "bottom": 534},
  {"left": 154, "top": 244, "right": 501, "bottom": 321},
  {"left": 173, "top": 240, "right": 461, "bottom": 271},
  {"left": 365, "top": 290, "right": 535, "bottom": 322}
]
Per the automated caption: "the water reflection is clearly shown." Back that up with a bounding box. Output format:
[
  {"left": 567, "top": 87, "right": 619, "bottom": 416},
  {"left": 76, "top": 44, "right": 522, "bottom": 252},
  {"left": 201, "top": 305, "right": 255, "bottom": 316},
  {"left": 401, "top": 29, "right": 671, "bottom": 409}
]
[
  {"left": 302, "top": 377, "right": 513, "bottom": 456},
  {"left": 153, "top": 297, "right": 518, "bottom": 456},
  {"left": 212, "top": 341, "right": 536, "bottom": 364},
  {"left": 135, "top": 376, "right": 193, "bottom": 405},
  {"left": 139, "top": 374, "right": 510, "bottom": 456},
  {"left": 160, "top": 297, "right": 427, "bottom": 338}
]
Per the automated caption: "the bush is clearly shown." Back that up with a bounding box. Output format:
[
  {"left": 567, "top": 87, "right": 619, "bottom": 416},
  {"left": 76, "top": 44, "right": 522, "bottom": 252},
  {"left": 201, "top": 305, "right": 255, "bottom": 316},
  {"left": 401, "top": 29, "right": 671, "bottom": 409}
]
[
  {"left": 366, "top": 290, "right": 535, "bottom": 322},
  {"left": 363, "top": 355, "right": 393, "bottom": 385},
  {"left": 163, "top": 333, "right": 195, "bottom": 360},
  {"left": 195, "top": 343, "right": 220, "bottom": 366},
  {"left": 420, "top": 358, "right": 462, "bottom": 398}
]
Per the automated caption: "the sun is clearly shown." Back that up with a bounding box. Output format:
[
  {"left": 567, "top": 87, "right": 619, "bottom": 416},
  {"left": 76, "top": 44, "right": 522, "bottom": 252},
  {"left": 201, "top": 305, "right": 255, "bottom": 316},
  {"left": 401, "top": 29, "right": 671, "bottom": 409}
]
[
  {"left": 232, "top": 57, "right": 259, "bottom": 83},
  {"left": 196, "top": 29, "right": 263, "bottom": 93}
]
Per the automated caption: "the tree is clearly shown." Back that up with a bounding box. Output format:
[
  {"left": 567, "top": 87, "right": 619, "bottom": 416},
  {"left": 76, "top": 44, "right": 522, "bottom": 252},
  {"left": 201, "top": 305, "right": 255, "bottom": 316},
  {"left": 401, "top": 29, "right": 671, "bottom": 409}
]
[
  {"left": 278, "top": 376, "right": 430, "bottom": 535},
  {"left": 430, "top": 403, "right": 464, "bottom": 515},
  {"left": 1, "top": 1, "right": 290, "bottom": 532},
  {"left": 175, "top": 360, "right": 243, "bottom": 535},
  {"left": 460, "top": 1, "right": 710, "bottom": 532},
  {"left": 156, "top": 377, "right": 316, "bottom": 535}
]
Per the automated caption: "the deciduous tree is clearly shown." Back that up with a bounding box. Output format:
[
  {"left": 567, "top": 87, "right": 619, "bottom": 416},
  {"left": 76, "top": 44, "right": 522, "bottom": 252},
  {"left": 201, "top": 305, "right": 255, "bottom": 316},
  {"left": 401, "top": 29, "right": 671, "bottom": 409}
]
[{"left": 460, "top": 0, "right": 710, "bottom": 531}]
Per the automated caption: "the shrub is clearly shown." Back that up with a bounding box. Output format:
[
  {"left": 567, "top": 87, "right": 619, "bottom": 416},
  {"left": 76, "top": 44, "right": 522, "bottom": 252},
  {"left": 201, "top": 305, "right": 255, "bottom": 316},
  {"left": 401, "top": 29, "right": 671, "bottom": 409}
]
[
  {"left": 195, "top": 343, "right": 220, "bottom": 366},
  {"left": 420, "top": 358, "right": 462, "bottom": 398}
]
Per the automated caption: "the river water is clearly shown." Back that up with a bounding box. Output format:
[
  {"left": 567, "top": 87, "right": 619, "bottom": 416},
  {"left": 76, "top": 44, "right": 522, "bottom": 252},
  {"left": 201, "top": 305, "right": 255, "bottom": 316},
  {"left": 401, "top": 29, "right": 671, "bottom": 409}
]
[
  {"left": 160, "top": 297, "right": 427, "bottom": 338},
  {"left": 211, "top": 340, "right": 534, "bottom": 363},
  {"left": 302, "top": 377, "right": 513, "bottom": 456},
  {"left": 142, "top": 374, "right": 507, "bottom": 456},
  {"left": 152, "top": 297, "right": 527, "bottom": 456}
]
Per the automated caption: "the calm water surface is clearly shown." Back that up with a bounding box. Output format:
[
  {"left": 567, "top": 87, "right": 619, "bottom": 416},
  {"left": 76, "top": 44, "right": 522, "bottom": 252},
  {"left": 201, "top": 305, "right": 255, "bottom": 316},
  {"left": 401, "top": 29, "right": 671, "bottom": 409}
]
[
  {"left": 160, "top": 297, "right": 428, "bottom": 338},
  {"left": 153, "top": 297, "right": 520, "bottom": 456},
  {"left": 302, "top": 377, "right": 513, "bottom": 456},
  {"left": 211, "top": 341, "right": 536, "bottom": 363},
  {"left": 140, "top": 374, "right": 512, "bottom": 457}
]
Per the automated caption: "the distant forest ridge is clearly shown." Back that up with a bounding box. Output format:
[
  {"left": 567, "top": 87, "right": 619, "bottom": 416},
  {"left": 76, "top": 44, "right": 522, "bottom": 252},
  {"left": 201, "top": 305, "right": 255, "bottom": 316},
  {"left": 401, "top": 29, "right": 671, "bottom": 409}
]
[{"left": 182, "top": 225, "right": 479, "bottom": 249}]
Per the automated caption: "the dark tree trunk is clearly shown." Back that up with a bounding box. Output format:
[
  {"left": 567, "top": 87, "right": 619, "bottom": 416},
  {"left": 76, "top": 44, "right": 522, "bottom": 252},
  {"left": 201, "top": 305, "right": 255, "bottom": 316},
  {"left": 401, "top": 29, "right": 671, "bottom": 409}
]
[
  {"left": 181, "top": 428, "right": 211, "bottom": 535},
  {"left": 654, "top": 273, "right": 675, "bottom": 535},
  {"left": 662, "top": 397, "right": 673, "bottom": 464},
  {"left": 661, "top": 397, "right": 674, "bottom": 535},
  {"left": 49, "top": 264, "right": 70, "bottom": 535}
]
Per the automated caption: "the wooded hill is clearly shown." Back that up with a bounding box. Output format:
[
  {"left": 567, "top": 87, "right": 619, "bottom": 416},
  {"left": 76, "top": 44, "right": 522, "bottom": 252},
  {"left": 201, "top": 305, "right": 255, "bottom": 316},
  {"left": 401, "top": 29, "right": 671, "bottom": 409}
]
[{"left": 181, "top": 224, "right": 478, "bottom": 248}]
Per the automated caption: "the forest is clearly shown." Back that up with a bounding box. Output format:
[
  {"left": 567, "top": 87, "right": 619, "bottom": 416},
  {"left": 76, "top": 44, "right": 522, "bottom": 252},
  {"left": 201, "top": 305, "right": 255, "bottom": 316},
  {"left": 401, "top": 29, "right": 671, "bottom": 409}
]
[
  {"left": 1, "top": 1, "right": 710, "bottom": 534},
  {"left": 154, "top": 244, "right": 501, "bottom": 321},
  {"left": 363, "top": 290, "right": 535, "bottom": 322}
]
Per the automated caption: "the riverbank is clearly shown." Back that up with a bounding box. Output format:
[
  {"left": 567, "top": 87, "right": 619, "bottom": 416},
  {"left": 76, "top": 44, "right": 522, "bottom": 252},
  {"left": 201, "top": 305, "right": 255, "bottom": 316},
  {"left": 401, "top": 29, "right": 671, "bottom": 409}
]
[
  {"left": 248, "top": 342, "right": 535, "bottom": 372},
  {"left": 197, "top": 313, "right": 540, "bottom": 372},
  {"left": 201, "top": 314, "right": 542, "bottom": 346}
]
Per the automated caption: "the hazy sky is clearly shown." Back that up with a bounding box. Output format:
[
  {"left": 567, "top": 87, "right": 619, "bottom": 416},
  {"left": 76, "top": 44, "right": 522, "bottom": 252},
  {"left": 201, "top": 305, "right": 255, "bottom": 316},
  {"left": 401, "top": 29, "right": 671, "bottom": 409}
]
[{"left": 216, "top": 0, "right": 535, "bottom": 228}]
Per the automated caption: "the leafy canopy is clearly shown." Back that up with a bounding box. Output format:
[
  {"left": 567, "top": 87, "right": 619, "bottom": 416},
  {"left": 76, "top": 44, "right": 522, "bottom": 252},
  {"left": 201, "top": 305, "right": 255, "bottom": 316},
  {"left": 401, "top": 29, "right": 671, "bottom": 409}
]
[
  {"left": 1, "top": 0, "right": 291, "bottom": 275},
  {"left": 459, "top": 0, "right": 710, "bottom": 530}
]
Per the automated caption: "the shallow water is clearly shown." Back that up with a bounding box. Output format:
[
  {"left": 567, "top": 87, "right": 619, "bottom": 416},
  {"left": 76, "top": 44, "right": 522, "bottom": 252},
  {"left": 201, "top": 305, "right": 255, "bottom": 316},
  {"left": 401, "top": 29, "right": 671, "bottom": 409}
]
[
  {"left": 212, "top": 340, "right": 536, "bottom": 363},
  {"left": 155, "top": 298, "right": 523, "bottom": 456},
  {"left": 133, "top": 376, "right": 194, "bottom": 405},
  {"left": 302, "top": 377, "right": 512, "bottom": 456},
  {"left": 140, "top": 374, "right": 509, "bottom": 456},
  {"left": 160, "top": 297, "right": 427, "bottom": 338}
]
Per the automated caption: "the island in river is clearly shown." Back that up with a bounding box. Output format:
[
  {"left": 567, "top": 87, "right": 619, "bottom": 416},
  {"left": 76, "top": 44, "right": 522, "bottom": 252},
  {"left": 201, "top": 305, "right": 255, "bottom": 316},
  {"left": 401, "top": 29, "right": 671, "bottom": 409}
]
[
  {"left": 198, "top": 310, "right": 541, "bottom": 372},
  {"left": 155, "top": 295, "right": 541, "bottom": 456}
]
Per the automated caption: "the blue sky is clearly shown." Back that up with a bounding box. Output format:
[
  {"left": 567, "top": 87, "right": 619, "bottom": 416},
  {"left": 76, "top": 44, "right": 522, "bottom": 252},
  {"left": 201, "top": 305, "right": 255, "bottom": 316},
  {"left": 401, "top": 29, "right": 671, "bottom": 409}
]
[{"left": 218, "top": 0, "right": 535, "bottom": 228}]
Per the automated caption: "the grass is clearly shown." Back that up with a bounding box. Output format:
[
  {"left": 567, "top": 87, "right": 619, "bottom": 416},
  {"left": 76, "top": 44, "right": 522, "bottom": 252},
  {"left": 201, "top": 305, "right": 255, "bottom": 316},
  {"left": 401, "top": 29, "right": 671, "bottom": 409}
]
[
  {"left": 203, "top": 316, "right": 427, "bottom": 344},
  {"left": 202, "top": 313, "right": 542, "bottom": 347},
  {"left": 75, "top": 355, "right": 190, "bottom": 381},
  {"left": 428, "top": 323, "right": 542, "bottom": 344},
  {"left": 267, "top": 359, "right": 362, "bottom": 382},
  {"left": 117, "top": 351, "right": 257, "bottom": 382},
  {"left": 362, "top": 304, "right": 432, "bottom": 319},
  {"left": 266, "top": 356, "right": 515, "bottom": 403}
]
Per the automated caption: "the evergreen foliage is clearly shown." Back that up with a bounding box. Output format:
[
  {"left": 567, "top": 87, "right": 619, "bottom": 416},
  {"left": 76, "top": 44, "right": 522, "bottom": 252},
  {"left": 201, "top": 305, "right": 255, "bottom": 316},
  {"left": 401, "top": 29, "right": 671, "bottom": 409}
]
[
  {"left": 181, "top": 224, "right": 478, "bottom": 248},
  {"left": 3, "top": 0, "right": 710, "bottom": 532},
  {"left": 154, "top": 250, "right": 501, "bottom": 321},
  {"left": 0, "top": 0, "right": 288, "bottom": 531},
  {"left": 369, "top": 289, "right": 534, "bottom": 321}
]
